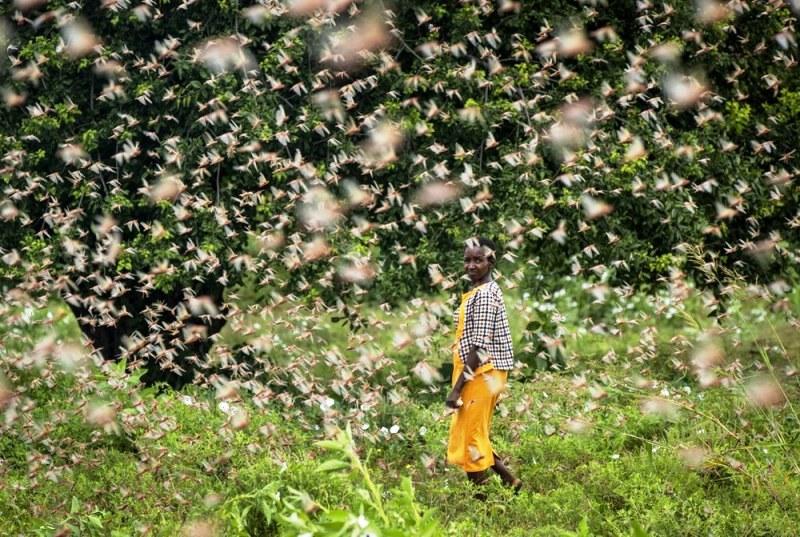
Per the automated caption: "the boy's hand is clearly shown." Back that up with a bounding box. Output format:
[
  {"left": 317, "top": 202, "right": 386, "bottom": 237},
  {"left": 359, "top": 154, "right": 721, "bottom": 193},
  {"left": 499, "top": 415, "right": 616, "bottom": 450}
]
[{"left": 445, "top": 389, "right": 463, "bottom": 409}]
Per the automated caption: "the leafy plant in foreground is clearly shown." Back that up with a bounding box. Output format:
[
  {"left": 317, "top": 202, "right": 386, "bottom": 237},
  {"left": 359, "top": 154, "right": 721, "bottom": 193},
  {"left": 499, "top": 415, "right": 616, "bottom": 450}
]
[{"left": 220, "top": 423, "right": 442, "bottom": 536}]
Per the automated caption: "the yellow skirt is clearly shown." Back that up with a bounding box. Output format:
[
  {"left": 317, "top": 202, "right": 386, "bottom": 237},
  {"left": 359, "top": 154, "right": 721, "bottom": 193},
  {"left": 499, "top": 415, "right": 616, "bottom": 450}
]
[{"left": 446, "top": 358, "right": 508, "bottom": 473}]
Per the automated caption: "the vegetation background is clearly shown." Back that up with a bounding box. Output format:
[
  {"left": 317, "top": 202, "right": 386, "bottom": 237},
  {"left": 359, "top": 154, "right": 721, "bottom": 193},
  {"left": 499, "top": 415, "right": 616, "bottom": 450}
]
[{"left": 1, "top": 0, "right": 799, "bottom": 535}]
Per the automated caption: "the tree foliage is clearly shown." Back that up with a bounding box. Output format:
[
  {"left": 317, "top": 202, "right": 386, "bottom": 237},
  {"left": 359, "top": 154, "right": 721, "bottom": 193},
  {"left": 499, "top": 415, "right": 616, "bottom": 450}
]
[{"left": 1, "top": 0, "right": 799, "bottom": 384}]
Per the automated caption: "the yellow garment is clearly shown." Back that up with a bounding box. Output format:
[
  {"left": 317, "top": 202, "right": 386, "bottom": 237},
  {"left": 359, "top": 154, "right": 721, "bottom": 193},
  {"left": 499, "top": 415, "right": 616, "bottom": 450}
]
[{"left": 446, "top": 284, "right": 508, "bottom": 473}]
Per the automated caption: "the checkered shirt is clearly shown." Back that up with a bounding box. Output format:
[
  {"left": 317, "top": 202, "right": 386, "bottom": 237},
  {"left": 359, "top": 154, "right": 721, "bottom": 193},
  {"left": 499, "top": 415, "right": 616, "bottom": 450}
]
[{"left": 455, "top": 281, "right": 515, "bottom": 370}]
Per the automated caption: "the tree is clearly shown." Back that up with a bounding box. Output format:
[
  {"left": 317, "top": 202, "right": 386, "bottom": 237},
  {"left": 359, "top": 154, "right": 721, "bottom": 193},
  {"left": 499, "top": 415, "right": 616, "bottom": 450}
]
[{"left": 2, "top": 1, "right": 799, "bottom": 386}]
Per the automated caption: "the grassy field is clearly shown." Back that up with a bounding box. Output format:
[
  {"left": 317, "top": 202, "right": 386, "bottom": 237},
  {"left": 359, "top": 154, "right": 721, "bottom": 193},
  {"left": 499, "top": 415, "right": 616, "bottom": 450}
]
[{"left": 1, "top": 281, "right": 799, "bottom": 536}]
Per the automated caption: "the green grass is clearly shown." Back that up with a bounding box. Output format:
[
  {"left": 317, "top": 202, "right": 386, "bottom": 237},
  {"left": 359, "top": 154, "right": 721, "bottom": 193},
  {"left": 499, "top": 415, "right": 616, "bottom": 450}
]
[{"left": 1, "top": 281, "right": 799, "bottom": 536}]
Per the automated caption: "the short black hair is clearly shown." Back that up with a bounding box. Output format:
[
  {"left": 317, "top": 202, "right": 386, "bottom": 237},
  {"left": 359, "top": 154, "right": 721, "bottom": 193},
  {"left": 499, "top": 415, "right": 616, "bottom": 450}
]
[{"left": 465, "top": 236, "right": 499, "bottom": 264}]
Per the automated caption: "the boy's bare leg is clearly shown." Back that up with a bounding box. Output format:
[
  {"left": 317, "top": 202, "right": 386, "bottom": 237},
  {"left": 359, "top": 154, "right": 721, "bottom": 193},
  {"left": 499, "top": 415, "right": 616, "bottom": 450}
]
[
  {"left": 491, "top": 451, "right": 522, "bottom": 491},
  {"left": 466, "top": 470, "right": 489, "bottom": 500}
]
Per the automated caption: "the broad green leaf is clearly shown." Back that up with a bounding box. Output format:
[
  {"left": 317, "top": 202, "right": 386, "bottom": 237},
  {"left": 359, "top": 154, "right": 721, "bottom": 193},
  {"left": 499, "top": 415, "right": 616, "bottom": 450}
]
[{"left": 316, "top": 459, "right": 351, "bottom": 472}]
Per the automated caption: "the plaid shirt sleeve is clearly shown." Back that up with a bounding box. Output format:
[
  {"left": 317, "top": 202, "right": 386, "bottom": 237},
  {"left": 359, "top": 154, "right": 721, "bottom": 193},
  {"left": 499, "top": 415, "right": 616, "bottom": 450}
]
[{"left": 459, "top": 282, "right": 515, "bottom": 370}]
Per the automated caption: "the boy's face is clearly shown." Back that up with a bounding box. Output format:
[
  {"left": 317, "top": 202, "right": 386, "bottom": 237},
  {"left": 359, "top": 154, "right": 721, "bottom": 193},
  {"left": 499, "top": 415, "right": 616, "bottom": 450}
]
[{"left": 464, "top": 245, "right": 492, "bottom": 283}]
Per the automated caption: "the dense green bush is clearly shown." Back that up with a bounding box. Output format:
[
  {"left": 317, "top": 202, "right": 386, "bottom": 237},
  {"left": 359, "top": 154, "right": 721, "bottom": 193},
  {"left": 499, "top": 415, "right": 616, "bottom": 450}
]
[{"left": 2, "top": 1, "right": 800, "bottom": 382}]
